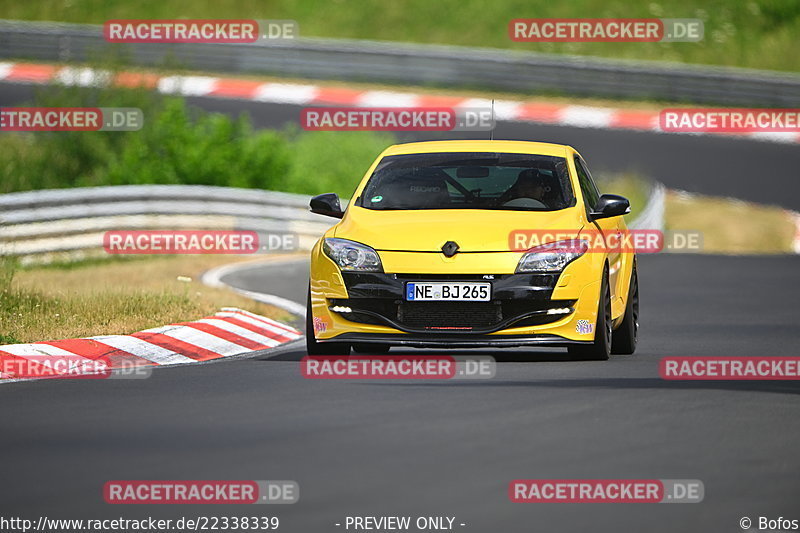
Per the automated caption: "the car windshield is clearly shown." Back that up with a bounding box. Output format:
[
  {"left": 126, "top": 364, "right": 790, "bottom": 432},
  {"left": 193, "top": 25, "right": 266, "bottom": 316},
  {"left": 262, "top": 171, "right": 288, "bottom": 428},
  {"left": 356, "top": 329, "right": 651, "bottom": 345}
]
[{"left": 358, "top": 152, "right": 575, "bottom": 211}]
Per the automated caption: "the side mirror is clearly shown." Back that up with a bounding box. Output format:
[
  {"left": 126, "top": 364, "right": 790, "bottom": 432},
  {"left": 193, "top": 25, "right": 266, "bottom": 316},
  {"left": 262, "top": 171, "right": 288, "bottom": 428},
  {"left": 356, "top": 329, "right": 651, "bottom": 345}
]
[
  {"left": 589, "top": 194, "right": 630, "bottom": 221},
  {"left": 310, "top": 193, "right": 344, "bottom": 219}
]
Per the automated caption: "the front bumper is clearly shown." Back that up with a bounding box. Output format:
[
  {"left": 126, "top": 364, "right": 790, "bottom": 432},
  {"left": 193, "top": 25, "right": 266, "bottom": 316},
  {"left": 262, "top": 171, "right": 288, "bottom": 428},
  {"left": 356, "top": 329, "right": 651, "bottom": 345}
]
[
  {"left": 326, "top": 332, "right": 592, "bottom": 348},
  {"left": 329, "top": 272, "right": 575, "bottom": 334},
  {"left": 310, "top": 266, "right": 603, "bottom": 346}
]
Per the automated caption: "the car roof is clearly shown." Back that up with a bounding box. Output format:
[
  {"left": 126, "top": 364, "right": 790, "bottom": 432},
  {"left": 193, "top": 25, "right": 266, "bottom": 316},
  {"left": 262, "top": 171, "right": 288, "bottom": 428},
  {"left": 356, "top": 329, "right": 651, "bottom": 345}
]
[{"left": 382, "top": 140, "right": 574, "bottom": 158}]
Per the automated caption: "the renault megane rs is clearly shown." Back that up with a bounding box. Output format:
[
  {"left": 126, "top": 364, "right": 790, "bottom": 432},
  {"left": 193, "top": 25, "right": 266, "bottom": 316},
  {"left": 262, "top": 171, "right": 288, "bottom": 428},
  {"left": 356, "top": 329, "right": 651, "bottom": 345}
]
[{"left": 306, "top": 140, "right": 638, "bottom": 360}]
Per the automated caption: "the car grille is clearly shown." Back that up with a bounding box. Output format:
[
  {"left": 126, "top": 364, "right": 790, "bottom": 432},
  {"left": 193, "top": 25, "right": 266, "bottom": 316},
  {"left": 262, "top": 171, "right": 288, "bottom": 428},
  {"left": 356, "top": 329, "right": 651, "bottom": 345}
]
[{"left": 398, "top": 301, "right": 501, "bottom": 330}]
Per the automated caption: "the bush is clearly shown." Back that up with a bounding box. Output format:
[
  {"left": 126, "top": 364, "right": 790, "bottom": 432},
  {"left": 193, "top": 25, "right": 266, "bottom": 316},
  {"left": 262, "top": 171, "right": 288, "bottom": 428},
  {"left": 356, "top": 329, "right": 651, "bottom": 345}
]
[
  {"left": 104, "top": 99, "right": 292, "bottom": 189},
  {"left": 0, "top": 80, "right": 393, "bottom": 197},
  {"left": 284, "top": 129, "right": 396, "bottom": 199}
]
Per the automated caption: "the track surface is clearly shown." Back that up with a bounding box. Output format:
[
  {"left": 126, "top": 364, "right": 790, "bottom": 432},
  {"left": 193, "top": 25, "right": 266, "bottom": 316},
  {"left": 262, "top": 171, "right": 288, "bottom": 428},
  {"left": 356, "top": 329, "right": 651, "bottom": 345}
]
[
  {"left": 1, "top": 81, "right": 799, "bottom": 532},
  {"left": 2, "top": 82, "right": 800, "bottom": 210}
]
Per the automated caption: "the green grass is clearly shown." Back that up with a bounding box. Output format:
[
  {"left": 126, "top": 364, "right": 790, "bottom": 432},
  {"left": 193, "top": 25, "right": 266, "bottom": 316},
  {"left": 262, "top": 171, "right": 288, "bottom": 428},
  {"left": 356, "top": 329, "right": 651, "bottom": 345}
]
[
  {"left": 0, "top": 77, "right": 394, "bottom": 199},
  {"left": 0, "top": 254, "right": 292, "bottom": 344},
  {"left": 1, "top": 0, "right": 798, "bottom": 71},
  {"left": 594, "top": 172, "right": 651, "bottom": 222},
  {"left": 284, "top": 129, "right": 395, "bottom": 199}
]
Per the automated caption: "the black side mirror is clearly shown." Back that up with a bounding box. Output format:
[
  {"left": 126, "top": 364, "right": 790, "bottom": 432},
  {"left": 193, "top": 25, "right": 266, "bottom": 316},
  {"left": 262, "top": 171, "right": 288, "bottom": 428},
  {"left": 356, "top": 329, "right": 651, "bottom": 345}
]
[
  {"left": 310, "top": 193, "right": 344, "bottom": 219},
  {"left": 590, "top": 194, "right": 630, "bottom": 221}
]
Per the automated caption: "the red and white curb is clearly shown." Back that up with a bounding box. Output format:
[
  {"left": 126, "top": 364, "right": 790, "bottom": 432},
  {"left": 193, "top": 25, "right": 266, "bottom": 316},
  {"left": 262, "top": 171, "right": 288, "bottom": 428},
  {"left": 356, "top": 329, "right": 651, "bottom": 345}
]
[
  {"left": 0, "top": 61, "right": 798, "bottom": 144},
  {"left": 0, "top": 307, "right": 301, "bottom": 382}
]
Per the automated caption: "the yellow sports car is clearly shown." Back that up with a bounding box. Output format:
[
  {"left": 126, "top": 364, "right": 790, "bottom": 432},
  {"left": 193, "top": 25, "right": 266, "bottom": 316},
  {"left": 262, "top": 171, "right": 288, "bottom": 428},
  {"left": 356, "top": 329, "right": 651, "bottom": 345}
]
[{"left": 306, "top": 140, "right": 638, "bottom": 360}]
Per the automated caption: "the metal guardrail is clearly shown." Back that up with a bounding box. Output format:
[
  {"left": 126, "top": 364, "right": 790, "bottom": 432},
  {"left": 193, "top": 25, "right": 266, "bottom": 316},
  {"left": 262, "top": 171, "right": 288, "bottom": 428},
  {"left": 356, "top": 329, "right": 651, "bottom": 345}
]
[
  {"left": 627, "top": 182, "right": 665, "bottom": 232},
  {"left": 1, "top": 20, "right": 798, "bottom": 106},
  {"left": 0, "top": 185, "right": 336, "bottom": 262},
  {"left": 0, "top": 183, "right": 663, "bottom": 263}
]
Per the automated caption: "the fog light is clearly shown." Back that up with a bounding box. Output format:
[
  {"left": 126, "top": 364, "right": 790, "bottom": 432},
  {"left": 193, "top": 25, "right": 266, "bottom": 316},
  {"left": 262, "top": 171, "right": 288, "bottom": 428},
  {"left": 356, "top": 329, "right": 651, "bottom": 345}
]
[
  {"left": 331, "top": 306, "right": 352, "bottom": 313},
  {"left": 546, "top": 307, "right": 572, "bottom": 315}
]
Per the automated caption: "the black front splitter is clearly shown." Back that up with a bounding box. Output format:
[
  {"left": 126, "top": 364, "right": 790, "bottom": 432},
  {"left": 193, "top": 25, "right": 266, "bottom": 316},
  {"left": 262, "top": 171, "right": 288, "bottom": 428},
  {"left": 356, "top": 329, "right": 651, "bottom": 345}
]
[{"left": 319, "top": 333, "right": 591, "bottom": 349}]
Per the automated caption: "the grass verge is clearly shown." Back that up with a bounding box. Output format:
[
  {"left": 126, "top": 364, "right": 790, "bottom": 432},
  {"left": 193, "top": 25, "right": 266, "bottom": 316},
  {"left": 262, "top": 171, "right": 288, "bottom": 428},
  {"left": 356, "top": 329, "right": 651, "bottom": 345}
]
[
  {"left": 3, "top": 0, "right": 799, "bottom": 72},
  {"left": 0, "top": 254, "right": 297, "bottom": 344},
  {"left": 665, "top": 190, "right": 796, "bottom": 254}
]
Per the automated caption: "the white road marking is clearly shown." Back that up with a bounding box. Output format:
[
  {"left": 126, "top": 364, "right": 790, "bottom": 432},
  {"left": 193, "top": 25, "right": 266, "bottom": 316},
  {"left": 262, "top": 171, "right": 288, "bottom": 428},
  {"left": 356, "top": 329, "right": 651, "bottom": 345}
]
[
  {"left": 55, "top": 67, "right": 111, "bottom": 87},
  {"left": 195, "top": 318, "right": 281, "bottom": 347},
  {"left": 157, "top": 75, "right": 218, "bottom": 96},
  {"left": 457, "top": 98, "right": 522, "bottom": 120},
  {"left": 253, "top": 83, "right": 319, "bottom": 104},
  {"left": 559, "top": 106, "right": 615, "bottom": 128},
  {"left": 90, "top": 335, "right": 196, "bottom": 365},
  {"left": 0, "top": 62, "right": 14, "bottom": 80},
  {"left": 220, "top": 307, "right": 301, "bottom": 334},
  {"left": 0, "top": 343, "right": 93, "bottom": 373},
  {"left": 142, "top": 324, "right": 251, "bottom": 356},
  {"left": 217, "top": 311, "right": 301, "bottom": 339},
  {"left": 357, "top": 91, "right": 420, "bottom": 108}
]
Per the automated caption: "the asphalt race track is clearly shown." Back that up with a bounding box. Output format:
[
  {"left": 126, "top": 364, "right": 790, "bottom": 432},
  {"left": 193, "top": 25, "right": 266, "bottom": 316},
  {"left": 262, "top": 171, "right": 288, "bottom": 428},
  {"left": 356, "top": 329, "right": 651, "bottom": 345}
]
[
  {"left": 2, "top": 82, "right": 800, "bottom": 210},
  {"left": 1, "top": 81, "right": 799, "bottom": 532}
]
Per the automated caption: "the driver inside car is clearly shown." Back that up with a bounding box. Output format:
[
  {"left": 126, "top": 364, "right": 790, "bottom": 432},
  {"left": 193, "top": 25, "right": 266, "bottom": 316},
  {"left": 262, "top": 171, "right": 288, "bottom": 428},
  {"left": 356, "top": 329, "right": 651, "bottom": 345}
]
[{"left": 497, "top": 168, "right": 549, "bottom": 208}]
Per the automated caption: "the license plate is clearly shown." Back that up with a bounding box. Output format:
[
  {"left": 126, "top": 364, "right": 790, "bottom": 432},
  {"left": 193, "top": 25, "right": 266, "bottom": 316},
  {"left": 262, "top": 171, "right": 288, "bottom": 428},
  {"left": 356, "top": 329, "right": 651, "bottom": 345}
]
[{"left": 405, "top": 282, "right": 491, "bottom": 301}]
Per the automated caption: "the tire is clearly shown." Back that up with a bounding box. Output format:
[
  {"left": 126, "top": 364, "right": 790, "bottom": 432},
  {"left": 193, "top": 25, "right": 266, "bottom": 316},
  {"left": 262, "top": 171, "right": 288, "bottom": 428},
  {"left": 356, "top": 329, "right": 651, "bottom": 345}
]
[
  {"left": 611, "top": 265, "right": 639, "bottom": 355},
  {"left": 306, "top": 289, "right": 350, "bottom": 355},
  {"left": 352, "top": 343, "right": 390, "bottom": 354},
  {"left": 568, "top": 267, "right": 611, "bottom": 361}
]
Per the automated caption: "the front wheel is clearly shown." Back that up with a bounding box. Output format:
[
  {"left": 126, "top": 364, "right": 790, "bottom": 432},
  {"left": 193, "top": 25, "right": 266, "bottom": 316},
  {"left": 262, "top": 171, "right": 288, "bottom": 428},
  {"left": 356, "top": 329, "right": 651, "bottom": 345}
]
[
  {"left": 567, "top": 268, "right": 611, "bottom": 361},
  {"left": 611, "top": 265, "right": 638, "bottom": 355},
  {"left": 306, "top": 289, "right": 350, "bottom": 355}
]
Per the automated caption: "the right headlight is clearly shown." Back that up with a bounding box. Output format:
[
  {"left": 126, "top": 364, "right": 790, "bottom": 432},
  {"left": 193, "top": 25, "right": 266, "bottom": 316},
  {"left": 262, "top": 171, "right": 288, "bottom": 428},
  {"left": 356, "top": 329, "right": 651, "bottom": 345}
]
[
  {"left": 322, "top": 238, "right": 383, "bottom": 272},
  {"left": 516, "top": 239, "right": 589, "bottom": 273}
]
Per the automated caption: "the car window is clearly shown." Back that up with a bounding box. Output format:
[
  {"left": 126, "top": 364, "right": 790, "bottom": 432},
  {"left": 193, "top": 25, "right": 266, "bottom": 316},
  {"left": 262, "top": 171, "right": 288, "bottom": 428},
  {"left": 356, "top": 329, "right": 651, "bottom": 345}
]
[
  {"left": 573, "top": 156, "right": 601, "bottom": 211},
  {"left": 358, "top": 152, "right": 576, "bottom": 211}
]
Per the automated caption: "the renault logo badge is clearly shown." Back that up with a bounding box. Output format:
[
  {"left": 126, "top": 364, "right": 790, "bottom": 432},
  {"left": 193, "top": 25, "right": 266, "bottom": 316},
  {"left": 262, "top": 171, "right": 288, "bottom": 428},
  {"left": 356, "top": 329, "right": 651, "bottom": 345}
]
[{"left": 441, "top": 241, "right": 459, "bottom": 257}]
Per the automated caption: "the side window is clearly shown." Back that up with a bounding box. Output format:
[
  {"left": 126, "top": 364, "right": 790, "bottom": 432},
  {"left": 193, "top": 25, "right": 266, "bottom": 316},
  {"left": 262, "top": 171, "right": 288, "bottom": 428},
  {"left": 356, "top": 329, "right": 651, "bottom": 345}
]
[{"left": 573, "top": 156, "right": 600, "bottom": 211}]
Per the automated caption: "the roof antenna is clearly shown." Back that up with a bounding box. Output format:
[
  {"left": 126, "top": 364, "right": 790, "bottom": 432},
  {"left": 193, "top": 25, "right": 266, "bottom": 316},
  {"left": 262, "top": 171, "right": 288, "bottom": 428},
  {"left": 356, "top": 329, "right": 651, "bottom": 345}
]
[{"left": 490, "top": 99, "right": 495, "bottom": 141}]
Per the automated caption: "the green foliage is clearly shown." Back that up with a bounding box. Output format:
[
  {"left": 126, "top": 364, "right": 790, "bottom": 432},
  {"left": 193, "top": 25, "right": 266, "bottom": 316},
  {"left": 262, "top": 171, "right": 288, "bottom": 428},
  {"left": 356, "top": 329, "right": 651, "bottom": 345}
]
[
  {"left": 0, "top": 78, "right": 389, "bottom": 197},
  {"left": 2, "top": 0, "right": 798, "bottom": 71},
  {"left": 103, "top": 99, "right": 292, "bottom": 189},
  {"left": 284, "top": 129, "right": 396, "bottom": 199}
]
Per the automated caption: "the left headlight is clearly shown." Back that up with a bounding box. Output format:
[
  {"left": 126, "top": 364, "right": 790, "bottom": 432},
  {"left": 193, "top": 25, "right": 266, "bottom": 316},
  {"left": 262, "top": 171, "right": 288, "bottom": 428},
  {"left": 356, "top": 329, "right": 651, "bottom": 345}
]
[
  {"left": 322, "top": 238, "right": 383, "bottom": 272},
  {"left": 516, "top": 239, "right": 588, "bottom": 273}
]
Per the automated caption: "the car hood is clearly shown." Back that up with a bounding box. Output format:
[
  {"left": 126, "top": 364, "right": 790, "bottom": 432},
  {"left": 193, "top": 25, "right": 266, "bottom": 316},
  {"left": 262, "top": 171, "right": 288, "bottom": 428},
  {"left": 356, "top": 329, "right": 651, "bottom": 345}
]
[{"left": 334, "top": 206, "right": 583, "bottom": 252}]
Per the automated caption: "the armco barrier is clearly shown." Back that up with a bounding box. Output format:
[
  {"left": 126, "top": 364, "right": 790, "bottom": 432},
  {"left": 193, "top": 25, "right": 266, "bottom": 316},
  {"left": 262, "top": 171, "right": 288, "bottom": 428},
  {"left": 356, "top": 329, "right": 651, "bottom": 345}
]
[
  {"left": 0, "top": 185, "right": 337, "bottom": 262},
  {"left": 0, "top": 20, "right": 798, "bottom": 106},
  {"left": 0, "top": 183, "right": 663, "bottom": 264},
  {"left": 627, "top": 182, "right": 665, "bottom": 232}
]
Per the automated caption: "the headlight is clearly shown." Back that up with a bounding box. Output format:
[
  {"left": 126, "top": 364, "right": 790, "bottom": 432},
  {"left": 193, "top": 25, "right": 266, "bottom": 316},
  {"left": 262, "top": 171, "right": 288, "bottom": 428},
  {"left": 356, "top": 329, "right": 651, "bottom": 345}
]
[
  {"left": 322, "top": 238, "right": 383, "bottom": 272},
  {"left": 516, "top": 239, "right": 588, "bottom": 273}
]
